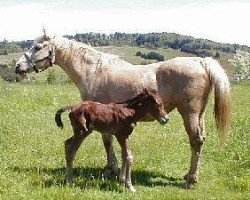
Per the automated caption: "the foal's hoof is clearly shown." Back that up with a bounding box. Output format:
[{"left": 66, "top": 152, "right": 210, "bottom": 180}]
[
  {"left": 102, "top": 166, "right": 119, "bottom": 179},
  {"left": 183, "top": 181, "right": 194, "bottom": 189},
  {"left": 183, "top": 174, "right": 197, "bottom": 189},
  {"left": 183, "top": 174, "right": 188, "bottom": 180}
]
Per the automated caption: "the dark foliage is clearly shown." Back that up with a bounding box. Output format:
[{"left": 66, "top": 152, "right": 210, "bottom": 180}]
[
  {"left": 0, "top": 40, "right": 23, "bottom": 55},
  {"left": 0, "top": 64, "right": 21, "bottom": 82},
  {"left": 136, "top": 51, "right": 165, "bottom": 61}
]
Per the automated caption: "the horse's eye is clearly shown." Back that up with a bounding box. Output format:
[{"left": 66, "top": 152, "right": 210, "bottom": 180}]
[{"left": 35, "top": 46, "right": 42, "bottom": 51}]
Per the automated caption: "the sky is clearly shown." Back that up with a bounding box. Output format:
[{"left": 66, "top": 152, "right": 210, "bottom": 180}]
[{"left": 0, "top": 0, "right": 250, "bottom": 46}]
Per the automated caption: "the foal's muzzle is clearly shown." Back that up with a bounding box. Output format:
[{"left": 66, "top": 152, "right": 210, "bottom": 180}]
[{"left": 159, "top": 115, "right": 169, "bottom": 125}]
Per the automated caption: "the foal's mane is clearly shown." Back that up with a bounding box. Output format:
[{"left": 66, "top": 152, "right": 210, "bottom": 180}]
[
  {"left": 116, "top": 89, "right": 158, "bottom": 107},
  {"left": 117, "top": 92, "right": 147, "bottom": 106}
]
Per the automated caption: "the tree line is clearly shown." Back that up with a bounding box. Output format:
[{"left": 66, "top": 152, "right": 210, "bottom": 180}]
[
  {"left": 66, "top": 32, "right": 250, "bottom": 57},
  {"left": 1, "top": 32, "right": 250, "bottom": 57},
  {"left": 0, "top": 40, "right": 33, "bottom": 55}
]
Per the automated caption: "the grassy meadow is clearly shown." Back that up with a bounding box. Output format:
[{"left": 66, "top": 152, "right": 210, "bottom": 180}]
[
  {"left": 0, "top": 46, "right": 249, "bottom": 199},
  {"left": 0, "top": 79, "right": 249, "bottom": 200}
]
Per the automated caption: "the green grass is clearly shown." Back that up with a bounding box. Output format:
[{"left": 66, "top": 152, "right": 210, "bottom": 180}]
[{"left": 0, "top": 79, "right": 249, "bottom": 199}]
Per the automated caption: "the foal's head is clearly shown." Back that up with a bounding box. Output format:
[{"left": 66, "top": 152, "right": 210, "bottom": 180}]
[
  {"left": 124, "top": 89, "right": 169, "bottom": 124},
  {"left": 144, "top": 89, "right": 169, "bottom": 124}
]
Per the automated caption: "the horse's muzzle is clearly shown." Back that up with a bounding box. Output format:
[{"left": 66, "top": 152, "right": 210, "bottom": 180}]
[{"left": 15, "top": 64, "right": 28, "bottom": 75}]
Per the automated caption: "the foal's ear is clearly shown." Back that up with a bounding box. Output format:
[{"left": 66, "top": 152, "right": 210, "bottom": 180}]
[
  {"left": 143, "top": 88, "right": 149, "bottom": 95},
  {"left": 150, "top": 89, "right": 157, "bottom": 94}
]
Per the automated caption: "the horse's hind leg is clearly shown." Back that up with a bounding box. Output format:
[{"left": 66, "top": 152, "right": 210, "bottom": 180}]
[
  {"left": 180, "top": 111, "right": 205, "bottom": 189},
  {"left": 102, "top": 133, "right": 118, "bottom": 178}
]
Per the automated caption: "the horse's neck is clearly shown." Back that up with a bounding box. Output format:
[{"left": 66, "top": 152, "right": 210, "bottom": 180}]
[{"left": 52, "top": 37, "right": 101, "bottom": 97}]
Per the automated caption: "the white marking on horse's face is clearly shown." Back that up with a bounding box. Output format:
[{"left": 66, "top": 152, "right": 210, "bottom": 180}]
[{"left": 15, "top": 54, "right": 31, "bottom": 74}]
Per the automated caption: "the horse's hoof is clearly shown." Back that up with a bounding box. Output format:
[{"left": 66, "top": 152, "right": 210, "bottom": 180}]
[
  {"left": 128, "top": 185, "right": 136, "bottom": 193},
  {"left": 66, "top": 178, "right": 73, "bottom": 185},
  {"left": 119, "top": 176, "right": 126, "bottom": 183},
  {"left": 102, "top": 166, "right": 119, "bottom": 179}
]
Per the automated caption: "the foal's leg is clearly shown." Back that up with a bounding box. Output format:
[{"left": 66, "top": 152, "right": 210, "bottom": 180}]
[
  {"left": 65, "top": 129, "right": 89, "bottom": 183},
  {"left": 116, "top": 135, "right": 136, "bottom": 193},
  {"left": 181, "top": 112, "right": 205, "bottom": 189},
  {"left": 102, "top": 133, "right": 118, "bottom": 178}
]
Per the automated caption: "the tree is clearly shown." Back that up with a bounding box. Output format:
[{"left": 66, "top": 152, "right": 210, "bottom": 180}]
[
  {"left": 214, "top": 52, "right": 220, "bottom": 59},
  {"left": 3, "top": 49, "right": 8, "bottom": 55},
  {"left": 229, "top": 50, "right": 250, "bottom": 81},
  {"left": 135, "top": 51, "right": 142, "bottom": 56}
]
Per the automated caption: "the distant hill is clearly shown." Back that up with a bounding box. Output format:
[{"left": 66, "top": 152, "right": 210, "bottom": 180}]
[
  {"left": 1, "top": 32, "right": 249, "bottom": 57},
  {"left": 65, "top": 32, "right": 250, "bottom": 58}
]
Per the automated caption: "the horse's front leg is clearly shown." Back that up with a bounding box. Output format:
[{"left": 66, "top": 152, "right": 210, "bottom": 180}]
[
  {"left": 102, "top": 133, "right": 119, "bottom": 178},
  {"left": 116, "top": 134, "right": 136, "bottom": 193}
]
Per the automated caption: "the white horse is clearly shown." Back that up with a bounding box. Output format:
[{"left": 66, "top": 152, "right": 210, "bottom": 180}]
[{"left": 15, "top": 34, "right": 231, "bottom": 189}]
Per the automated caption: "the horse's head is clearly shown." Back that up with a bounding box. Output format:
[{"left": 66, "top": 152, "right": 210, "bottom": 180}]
[
  {"left": 15, "top": 33, "right": 55, "bottom": 76},
  {"left": 145, "top": 89, "right": 169, "bottom": 125}
]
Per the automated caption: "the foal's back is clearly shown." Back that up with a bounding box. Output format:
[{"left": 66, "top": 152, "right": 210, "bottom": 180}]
[{"left": 70, "top": 101, "right": 134, "bottom": 134}]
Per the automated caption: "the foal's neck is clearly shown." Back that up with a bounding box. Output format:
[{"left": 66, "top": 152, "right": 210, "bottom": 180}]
[{"left": 127, "top": 100, "right": 150, "bottom": 122}]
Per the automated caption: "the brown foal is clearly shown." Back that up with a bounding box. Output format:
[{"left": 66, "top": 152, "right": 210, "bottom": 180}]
[{"left": 55, "top": 89, "right": 169, "bottom": 192}]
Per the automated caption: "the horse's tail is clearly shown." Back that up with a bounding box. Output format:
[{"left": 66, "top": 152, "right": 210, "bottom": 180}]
[
  {"left": 55, "top": 106, "right": 72, "bottom": 129},
  {"left": 203, "top": 57, "right": 231, "bottom": 141}
]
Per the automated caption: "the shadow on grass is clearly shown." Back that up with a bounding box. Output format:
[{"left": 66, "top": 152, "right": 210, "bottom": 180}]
[{"left": 12, "top": 166, "right": 183, "bottom": 191}]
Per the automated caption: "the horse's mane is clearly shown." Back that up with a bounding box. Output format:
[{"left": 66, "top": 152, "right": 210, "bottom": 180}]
[{"left": 51, "top": 36, "right": 126, "bottom": 67}]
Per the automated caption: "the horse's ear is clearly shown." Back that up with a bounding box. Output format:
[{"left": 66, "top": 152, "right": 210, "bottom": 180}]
[
  {"left": 42, "top": 27, "right": 50, "bottom": 40},
  {"left": 50, "top": 45, "right": 56, "bottom": 64}
]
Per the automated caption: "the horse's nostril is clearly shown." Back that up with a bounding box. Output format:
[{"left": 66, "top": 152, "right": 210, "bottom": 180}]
[{"left": 15, "top": 64, "right": 20, "bottom": 73}]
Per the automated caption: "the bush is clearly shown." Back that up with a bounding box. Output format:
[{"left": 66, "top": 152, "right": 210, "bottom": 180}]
[
  {"left": 135, "top": 51, "right": 165, "bottom": 61},
  {"left": 135, "top": 51, "right": 142, "bottom": 56},
  {"left": 229, "top": 50, "right": 250, "bottom": 81},
  {"left": 47, "top": 68, "right": 56, "bottom": 84},
  {"left": 0, "top": 64, "right": 21, "bottom": 82}
]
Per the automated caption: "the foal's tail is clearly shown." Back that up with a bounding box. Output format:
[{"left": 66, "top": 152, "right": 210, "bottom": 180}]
[
  {"left": 203, "top": 57, "right": 231, "bottom": 141},
  {"left": 55, "top": 106, "right": 72, "bottom": 129}
]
